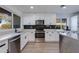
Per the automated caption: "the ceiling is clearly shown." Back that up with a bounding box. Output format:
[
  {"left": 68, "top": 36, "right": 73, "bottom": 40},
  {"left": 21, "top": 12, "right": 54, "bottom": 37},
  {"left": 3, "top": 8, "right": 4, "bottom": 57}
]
[{"left": 8, "top": 5, "right": 79, "bottom": 15}]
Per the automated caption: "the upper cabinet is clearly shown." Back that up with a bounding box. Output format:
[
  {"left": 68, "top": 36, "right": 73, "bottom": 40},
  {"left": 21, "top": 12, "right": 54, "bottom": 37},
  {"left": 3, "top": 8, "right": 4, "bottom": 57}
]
[
  {"left": 44, "top": 14, "right": 56, "bottom": 25},
  {"left": 56, "top": 18, "right": 67, "bottom": 29},
  {"left": 56, "top": 18, "right": 67, "bottom": 25},
  {"left": 62, "top": 18, "right": 67, "bottom": 23},
  {"left": 13, "top": 14, "right": 21, "bottom": 28},
  {"left": 0, "top": 7, "right": 12, "bottom": 29},
  {"left": 23, "top": 14, "right": 56, "bottom": 25}
]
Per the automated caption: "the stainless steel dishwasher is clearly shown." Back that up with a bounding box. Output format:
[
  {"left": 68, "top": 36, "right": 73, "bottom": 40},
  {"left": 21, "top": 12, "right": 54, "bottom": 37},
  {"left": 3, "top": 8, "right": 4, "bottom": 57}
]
[{"left": 8, "top": 35, "right": 20, "bottom": 53}]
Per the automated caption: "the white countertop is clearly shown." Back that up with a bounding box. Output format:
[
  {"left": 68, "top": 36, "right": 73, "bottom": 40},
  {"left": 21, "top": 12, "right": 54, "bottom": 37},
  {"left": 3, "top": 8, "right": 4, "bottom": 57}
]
[
  {"left": 0, "top": 33, "right": 21, "bottom": 42},
  {"left": 44, "top": 29, "right": 65, "bottom": 32},
  {"left": 23, "top": 29, "right": 36, "bottom": 31},
  {"left": 60, "top": 32, "right": 79, "bottom": 40}
]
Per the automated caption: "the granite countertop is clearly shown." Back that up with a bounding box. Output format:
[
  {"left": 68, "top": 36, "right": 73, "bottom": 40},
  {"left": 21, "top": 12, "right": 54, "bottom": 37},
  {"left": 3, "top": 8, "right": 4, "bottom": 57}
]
[
  {"left": 60, "top": 32, "right": 79, "bottom": 40},
  {"left": 0, "top": 33, "right": 21, "bottom": 42}
]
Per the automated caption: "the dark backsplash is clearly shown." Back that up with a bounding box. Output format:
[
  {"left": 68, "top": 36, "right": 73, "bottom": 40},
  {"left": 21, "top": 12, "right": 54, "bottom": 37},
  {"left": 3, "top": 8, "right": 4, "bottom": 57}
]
[
  {"left": 24, "top": 25, "right": 35, "bottom": 29},
  {"left": 24, "top": 25, "right": 61, "bottom": 29}
]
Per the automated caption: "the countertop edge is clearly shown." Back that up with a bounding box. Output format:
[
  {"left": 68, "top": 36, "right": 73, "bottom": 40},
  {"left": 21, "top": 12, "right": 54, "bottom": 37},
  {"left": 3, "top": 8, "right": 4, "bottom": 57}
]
[{"left": 0, "top": 33, "right": 21, "bottom": 42}]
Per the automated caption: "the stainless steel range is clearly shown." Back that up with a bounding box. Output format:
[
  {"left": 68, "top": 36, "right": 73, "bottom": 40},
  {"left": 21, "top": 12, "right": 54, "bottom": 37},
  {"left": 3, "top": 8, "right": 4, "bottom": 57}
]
[
  {"left": 35, "top": 30, "right": 45, "bottom": 38},
  {"left": 35, "top": 20, "right": 45, "bottom": 42},
  {"left": 35, "top": 30, "right": 45, "bottom": 43}
]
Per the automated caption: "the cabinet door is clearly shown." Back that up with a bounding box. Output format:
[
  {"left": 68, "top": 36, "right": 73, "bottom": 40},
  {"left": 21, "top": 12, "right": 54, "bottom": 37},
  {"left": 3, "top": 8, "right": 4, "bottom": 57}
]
[
  {"left": 21, "top": 33, "right": 28, "bottom": 50},
  {"left": 28, "top": 31, "right": 35, "bottom": 42},
  {"left": 51, "top": 32, "right": 59, "bottom": 41},
  {"left": 45, "top": 31, "right": 59, "bottom": 42},
  {"left": 51, "top": 31, "right": 56, "bottom": 41},
  {"left": 0, "top": 40, "right": 8, "bottom": 53},
  {"left": 45, "top": 14, "right": 56, "bottom": 25},
  {"left": 45, "top": 32, "right": 52, "bottom": 42}
]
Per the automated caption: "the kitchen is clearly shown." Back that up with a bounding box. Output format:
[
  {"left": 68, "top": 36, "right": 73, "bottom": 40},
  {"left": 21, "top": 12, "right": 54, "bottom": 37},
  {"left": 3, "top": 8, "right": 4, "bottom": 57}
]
[{"left": 0, "top": 5, "right": 79, "bottom": 53}]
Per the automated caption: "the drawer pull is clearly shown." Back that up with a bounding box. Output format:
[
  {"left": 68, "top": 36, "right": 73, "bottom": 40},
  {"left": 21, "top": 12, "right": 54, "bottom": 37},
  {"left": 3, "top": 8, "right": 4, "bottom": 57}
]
[
  {"left": 52, "top": 32, "right": 54, "bottom": 33},
  {"left": 31, "top": 32, "right": 33, "bottom": 33},
  {"left": 0, "top": 44, "right": 6, "bottom": 48},
  {"left": 49, "top": 34, "right": 51, "bottom": 36},
  {"left": 46, "top": 32, "right": 48, "bottom": 33}
]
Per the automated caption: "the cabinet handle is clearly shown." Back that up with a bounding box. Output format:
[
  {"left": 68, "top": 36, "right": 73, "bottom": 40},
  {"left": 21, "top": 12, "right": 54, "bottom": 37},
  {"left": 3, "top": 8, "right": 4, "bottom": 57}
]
[
  {"left": 52, "top": 32, "right": 54, "bottom": 33},
  {"left": 0, "top": 44, "right": 6, "bottom": 48},
  {"left": 49, "top": 34, "right": 51, "bottom": 36},
  {"left": 31, "top": 32, "right": 33, "bottom": 33},
  {"left": 46, "top": 32, "right": 48, "bottom": 33}
]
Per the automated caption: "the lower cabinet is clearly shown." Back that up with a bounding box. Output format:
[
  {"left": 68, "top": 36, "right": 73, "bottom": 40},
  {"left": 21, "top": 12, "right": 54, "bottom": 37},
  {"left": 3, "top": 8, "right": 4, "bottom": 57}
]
[
  {"left": 21, "top": 33, "right": 28, "bottom": 50},
  {"left": 45, "top": 31, "right": 59, "bottom": 42},
  {"left": 21, "top": 30, "right": 35, "bottom": 50},
  {"left": 28, "top": 31, "right": 35, "bottom": 42},
  {"left": 0, "top": 40, "right": 8, "bottom": 53}
]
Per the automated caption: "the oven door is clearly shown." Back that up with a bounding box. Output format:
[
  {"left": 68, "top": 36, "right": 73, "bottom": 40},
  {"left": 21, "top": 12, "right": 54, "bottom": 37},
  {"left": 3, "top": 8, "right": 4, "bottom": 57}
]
[{"left": 35, "top": 33, "right": 45, "bottom": 38}]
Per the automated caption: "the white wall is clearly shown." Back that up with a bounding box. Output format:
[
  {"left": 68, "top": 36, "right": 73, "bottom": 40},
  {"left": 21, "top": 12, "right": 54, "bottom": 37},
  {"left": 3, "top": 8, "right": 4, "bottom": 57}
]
[{"left": 22, "top": 13, "right": 56, "bottom": 25}]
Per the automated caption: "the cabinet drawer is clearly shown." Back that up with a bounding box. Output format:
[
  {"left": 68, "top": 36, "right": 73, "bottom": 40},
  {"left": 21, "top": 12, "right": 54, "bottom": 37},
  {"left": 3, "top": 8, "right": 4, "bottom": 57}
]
[{"left": 0, "top": 40, "right": 8, "bottom": 53}]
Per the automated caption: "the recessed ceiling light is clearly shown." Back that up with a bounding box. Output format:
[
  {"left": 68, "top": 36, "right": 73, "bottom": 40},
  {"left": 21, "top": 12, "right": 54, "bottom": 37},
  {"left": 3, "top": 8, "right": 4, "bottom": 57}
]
[
  {"left": 30, "top": 6, "right": 34, "bottom": 9},
  {"left": 60, "top": 5, "right": 66, "bottom": 9}
]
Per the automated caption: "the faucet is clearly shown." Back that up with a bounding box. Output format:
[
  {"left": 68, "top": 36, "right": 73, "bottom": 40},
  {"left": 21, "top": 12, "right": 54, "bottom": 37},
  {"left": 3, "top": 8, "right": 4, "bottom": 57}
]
[{"left": 15, "top": 28, "right": 17, "bottom": 33}]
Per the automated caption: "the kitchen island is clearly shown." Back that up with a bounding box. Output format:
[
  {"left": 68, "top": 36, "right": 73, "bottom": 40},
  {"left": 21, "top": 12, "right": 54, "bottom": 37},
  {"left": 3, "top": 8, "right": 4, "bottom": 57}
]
[
  {"left": 0, "top": 33, "right": 21, "bottom": 53},
  {"left": 59, "top": 32, "right": 79, "bottom": 53}
]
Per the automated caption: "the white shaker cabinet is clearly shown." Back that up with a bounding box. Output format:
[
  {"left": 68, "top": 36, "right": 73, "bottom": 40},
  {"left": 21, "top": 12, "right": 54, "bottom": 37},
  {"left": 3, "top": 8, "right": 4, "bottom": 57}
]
[
  {"left": 23, "top": 14, "right": 56, "bottom": 25},
  {"left": 45, "top": 31, "right": 52, "bottom": 42},
  {"left": 53, "top": 31, "right": 59, "bottom": 41},
  {"left": 28, "top": 31, "right": 35, "bottom": 42},
  {"left": 21, "top": 29, "right": 35, "bottom": 48},
  {"left": 45, "top": 30, "right": 59, "bottom": 42},
  {"left": 0, "top": 40, "right": 8, "bottom": 53},
  {"left": 45, "top": 14, "right": 56, "bottom": 25},
  {"left": 21, "top": 32, "right": 28, "bottom": 50}
]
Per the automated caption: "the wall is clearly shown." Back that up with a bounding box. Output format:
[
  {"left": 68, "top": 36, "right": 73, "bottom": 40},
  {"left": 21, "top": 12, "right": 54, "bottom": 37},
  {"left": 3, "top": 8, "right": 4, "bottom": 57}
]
[{"left": 22, "top": 13, "right": 56, "bottom": 25}]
